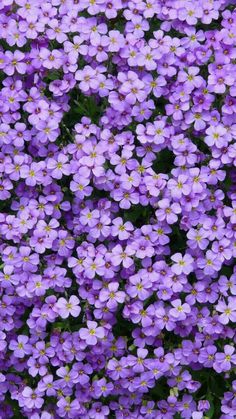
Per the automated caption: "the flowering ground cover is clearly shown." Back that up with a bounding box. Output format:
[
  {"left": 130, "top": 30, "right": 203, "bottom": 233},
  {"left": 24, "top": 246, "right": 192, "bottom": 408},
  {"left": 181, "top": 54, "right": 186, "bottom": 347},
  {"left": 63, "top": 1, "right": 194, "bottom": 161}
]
[{"left": 0, "top": 0, "right": 236, "bottom": 417}]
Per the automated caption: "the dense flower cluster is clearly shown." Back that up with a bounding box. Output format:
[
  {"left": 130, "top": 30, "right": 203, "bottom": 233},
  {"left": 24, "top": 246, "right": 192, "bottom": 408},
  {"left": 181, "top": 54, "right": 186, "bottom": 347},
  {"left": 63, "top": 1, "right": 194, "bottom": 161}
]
[{"left": 0, "top": 0, "right": 236, "bottom": 417}]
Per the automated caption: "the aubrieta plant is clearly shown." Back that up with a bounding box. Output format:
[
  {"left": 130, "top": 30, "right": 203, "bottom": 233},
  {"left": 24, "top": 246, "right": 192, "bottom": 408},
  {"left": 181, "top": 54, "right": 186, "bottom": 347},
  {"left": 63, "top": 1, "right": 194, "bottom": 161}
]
[{"left": 0, "top": 0, "right": 235, "bottom": 418}]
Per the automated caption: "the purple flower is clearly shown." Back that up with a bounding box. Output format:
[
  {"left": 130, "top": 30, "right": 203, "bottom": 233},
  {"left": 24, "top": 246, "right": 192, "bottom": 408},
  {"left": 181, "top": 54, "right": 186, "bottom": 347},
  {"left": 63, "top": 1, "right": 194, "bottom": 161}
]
[
  {"left": 155, "top": 199, "right": 181, "bottom": 224},
  {"left": 4, "top": 51, "right": 26, "bottom": 75},
  {"left": 214, "top": 345, "right": 236, "bottom": 373},
  {"left": 215, "top": 297, "right": 236, "bottom": 324},
  {"left": 111, "top": 244, "right": 135, "bottom": 268},
  {"left": 9, "top": 335, "right": 31, "bottom": 358},
  {"left": 171, "top": 253, "right": 194, "bottom": 275},
  {"left": 99, "top": 282, "right": 125, "bottom": 309},
  {"left": 21, "top": 387, "right": 44, "bottom": 409},
  {"left": 56, "top": 296, "right": 81, "bottom": 319},
  {"left": 79, "top": 321, "right": 105, "bottom": 345},
  {"left": 94, "top": 378, "right": 114, "bottom": 398},
  {"left": 169, "top": 299, "right": 191, "bottom": 321}
]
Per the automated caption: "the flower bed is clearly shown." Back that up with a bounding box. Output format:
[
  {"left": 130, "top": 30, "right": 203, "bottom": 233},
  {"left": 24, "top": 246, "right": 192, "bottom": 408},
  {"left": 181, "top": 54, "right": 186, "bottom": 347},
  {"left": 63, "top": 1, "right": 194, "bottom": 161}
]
[{"left": 0, "top": 0, "right": 235, "bottom": 418}]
